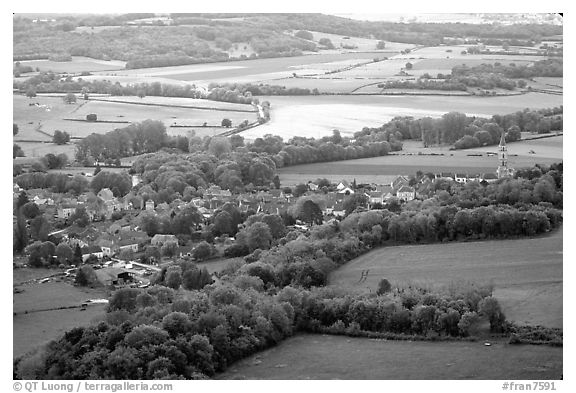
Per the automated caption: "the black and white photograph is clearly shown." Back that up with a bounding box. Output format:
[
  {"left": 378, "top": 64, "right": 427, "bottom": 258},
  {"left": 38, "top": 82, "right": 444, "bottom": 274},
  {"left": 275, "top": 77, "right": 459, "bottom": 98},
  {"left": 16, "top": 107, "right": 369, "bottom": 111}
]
[{"left": 10, "top": 3, "right": 567, "bottom": 388}]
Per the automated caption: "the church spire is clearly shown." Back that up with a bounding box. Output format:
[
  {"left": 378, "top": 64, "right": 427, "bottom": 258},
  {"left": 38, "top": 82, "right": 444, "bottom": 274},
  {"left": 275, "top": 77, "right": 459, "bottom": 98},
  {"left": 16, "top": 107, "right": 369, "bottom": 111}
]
[{"left": 497, "top": 131, "right": 511, "bottom": 178}]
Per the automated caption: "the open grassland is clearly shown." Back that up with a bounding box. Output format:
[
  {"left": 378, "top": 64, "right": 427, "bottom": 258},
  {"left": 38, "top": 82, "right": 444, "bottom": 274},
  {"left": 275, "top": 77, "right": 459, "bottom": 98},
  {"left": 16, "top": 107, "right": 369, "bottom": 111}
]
[
  {"left": 307, "top": 30, "right": 415, "bottom": 53},
  {"left": 244, "top": 93, "right": 563, "bottom": 140},
  {"left": 13, "top": 273, "right": 108, "bottom": 358},
  {"left": 17, "top": 56, "right": 126, "bottom": 73},
  {"left": 329, "top": 228, "right": 562, "bottom": 328},
  {"left": 218, "top": 334, "right": 562, "bottom": 380}
]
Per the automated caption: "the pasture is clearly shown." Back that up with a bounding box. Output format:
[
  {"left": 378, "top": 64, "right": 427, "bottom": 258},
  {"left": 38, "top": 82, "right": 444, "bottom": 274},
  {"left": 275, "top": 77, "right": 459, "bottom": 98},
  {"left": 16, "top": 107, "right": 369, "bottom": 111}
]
[
  {"left": 328, "top": 228, "right": 563, "bottom": 328},
  {"left": 218, "top": 333, "right": 562, "bottom": 380},
  {"left": 13, "top": 272, "right": 108, "bottom": 358},
  {"left": 17, "top": 56, "right": 126, "bottom": 73},
  {"left": 243, "top": 93, "right": 563, "bottom": 140},
  {"left": 13, "top": 93, "right": 258, "bottom": 158}
]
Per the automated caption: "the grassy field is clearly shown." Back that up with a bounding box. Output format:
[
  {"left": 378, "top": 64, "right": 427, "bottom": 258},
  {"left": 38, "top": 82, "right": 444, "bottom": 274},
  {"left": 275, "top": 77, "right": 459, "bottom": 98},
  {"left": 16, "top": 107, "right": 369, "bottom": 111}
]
[
  {"left": 17, "top": 56, "right": 126, "bottom": 73},
  {"left": 328, "top": 227, "right": 562, "bottom": 328},
  {"left": 13, "top": 271, "right": 109, "bottom": 358},
  {"left": 243, "top": 93, "right": 563, "bottom": 140},
  {"left": 218, "top": 333, "right": 562, "bottom": 380}
]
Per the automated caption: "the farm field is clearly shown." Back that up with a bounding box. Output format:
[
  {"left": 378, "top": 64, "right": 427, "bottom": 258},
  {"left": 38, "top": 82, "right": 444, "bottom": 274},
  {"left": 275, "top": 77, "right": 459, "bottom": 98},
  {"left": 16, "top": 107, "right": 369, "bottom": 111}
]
[
  {"left": 90, "top": 52, "right": 400, "bottom": 85},
  {"left": 17, "top": 56, "right": 126, "bottom": 73},
  {"left": 218, "top": 334, "right": 562, "bottom": 380},
  {"left": 13, "top": 273, "right": 108, "bottom": 358},
  {"left": 328, "top": 227, "right": 563, "bottom": 328},
  {"left": 278, "top": 136, "right": 562, "bottom": 186},
  {"left": 13, "top": 94, "right": 258, "bottom": 158},
  {"left": 243, "top": 93, "right": 563, "bottom": 140}
]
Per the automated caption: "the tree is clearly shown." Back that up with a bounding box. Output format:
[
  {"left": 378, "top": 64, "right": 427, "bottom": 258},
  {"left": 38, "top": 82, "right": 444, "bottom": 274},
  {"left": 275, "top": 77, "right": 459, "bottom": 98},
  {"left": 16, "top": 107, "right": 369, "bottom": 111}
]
[
  {"left": 63, "top": 93, "right": 77, "bottom": 104},
  {"left": 70, "top": 206, "right": 90, "bottom": 227},
  {"left": 30, "top": 215, "right": 50, "bottom": 241},
  {"left": 295, "top": 30, "right": 313, "bottom": 40},
  {"left": 343, "top": 194, "right": 369, "bottom": 216},
  {"left": 26, "top": 88, "right": 37, "bottom": 99},
  {"left": 376, "top": 40, "right": 386, "bottom": 49},
  {"left": 246, "top": 222, "right": 273, "bottom": 251},
  {"left": 193, "top": 241, "right": 212, "bottom": 261},
  {"left": 318, "top": 38, "right": 335, "bottom": 49},
  {"left": 73, "top": 244, "right": 83, "bottom": 265},
  {"left": 506, "top": 125, "right": 521, "bottom": 142},
  {"left": 299, "top": 199, "right": 323, "bottom": 226},
  {"left": 262, "top": 214, "right": 286, "bottom": 239},
  {"left": 53, "top": 130, "right": 71, "bottom": 145},
  {"left": 165, "top": 266, "right": 183, "bottom": 289},
  {"left": 86, "top": 113, "right": 97, "bottom": 122},
  {"left": 13, "top": 211, "right": 28, "bottom": 253},
  {"left": 478, "top": 297, "right": 506, "bottom": 333},
  {"left": 161, "top": 242, "right": 178, "bottom": 259},
  {"left": 20, "top": 202, "right": 40, "bottom": 219},
  {"left": 56, "top": 243, "right": 74, "bottom": 265},
  {"left": 221, "top": 118, "right": 232, "bottom": 128},
  {"left": 293, "top": 183, "right": 308, "bottom": 197},
  {"left": 213, "top": 211, "right": 233, "bottom": 236},
  {"left": 13, "top": 123, "right": 18, "bottom": 136},
  {"left": 75, "top": 265, "right": 99, "bottom": 287},
  {"left": 376, "top": 278, "right": 392, "bottom": 295},
  {"left": 405, "top": 62, "right": 413, "bottom": 70},
  {"left": 208, "top": 137, "right": 232, "bottom": 158},
  {"left": 13, "top": 144, "right": 25, "bottom": 158}
]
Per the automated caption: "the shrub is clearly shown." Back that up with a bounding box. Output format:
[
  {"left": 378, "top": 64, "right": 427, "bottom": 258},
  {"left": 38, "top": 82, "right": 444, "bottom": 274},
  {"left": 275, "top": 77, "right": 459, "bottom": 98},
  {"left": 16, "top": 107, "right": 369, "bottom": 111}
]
[
  {"left": 376, "top": 278, "right": 392, "bottom": 295},
  {"left": 86, "top": 113, "right": 98, "bottom": 122}
]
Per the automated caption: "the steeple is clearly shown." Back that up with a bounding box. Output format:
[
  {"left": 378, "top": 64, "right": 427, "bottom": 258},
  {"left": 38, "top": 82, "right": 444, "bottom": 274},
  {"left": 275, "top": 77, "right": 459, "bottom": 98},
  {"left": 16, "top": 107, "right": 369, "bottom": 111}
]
[{"left": 497, "top": 131, "right": 511, "bottom": 178}]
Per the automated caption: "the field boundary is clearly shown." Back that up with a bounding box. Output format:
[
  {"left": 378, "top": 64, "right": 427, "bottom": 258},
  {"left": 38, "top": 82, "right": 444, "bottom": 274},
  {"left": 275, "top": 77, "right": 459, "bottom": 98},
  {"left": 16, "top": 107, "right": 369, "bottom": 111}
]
[{"left": 88, "top": 97, "right": 258, "bottom": 113}]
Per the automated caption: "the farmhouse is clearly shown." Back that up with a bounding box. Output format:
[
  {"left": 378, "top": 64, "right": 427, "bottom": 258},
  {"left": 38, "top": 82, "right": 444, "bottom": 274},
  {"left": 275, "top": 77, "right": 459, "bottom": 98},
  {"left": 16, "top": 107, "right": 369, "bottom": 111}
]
[
  {"left": 81, "top": 245, "right": 104, "bottom": 262},
  {"left": 396, "top": 186, "right": 416, "bottom": 201},
  {"left": 151, "top": 234, "right": 178, "bottom": 247}
]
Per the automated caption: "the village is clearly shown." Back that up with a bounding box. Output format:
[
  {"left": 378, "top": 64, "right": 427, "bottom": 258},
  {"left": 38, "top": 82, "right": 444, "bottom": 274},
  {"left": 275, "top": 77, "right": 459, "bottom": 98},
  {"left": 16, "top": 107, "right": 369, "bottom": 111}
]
[{"left": 13, "top": 162, "right": 508, "bottom": 288}]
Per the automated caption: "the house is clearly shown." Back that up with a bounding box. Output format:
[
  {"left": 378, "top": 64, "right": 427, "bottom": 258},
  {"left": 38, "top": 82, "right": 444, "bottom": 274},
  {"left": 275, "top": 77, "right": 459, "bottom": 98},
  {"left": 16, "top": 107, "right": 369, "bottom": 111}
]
[
  {"left": 145, "top": 200, "right": 155, "bottom": 211},
  {"left": 396, "top": 186, "right": 416, "bottom": 201},
  {"left": 337, "top": 186, "right": 355, "bottom": 195},
  {"left": 391, "top": 176, "right": 410, "bottom": 191},
  {"left": 97, "top": 188, "right": 114, "bottom": 202},
  {"left": 177, "top": 245, "right": 194, "bottom": 258},
  {"left": 336, "top": 180, "right": 351, "bottom": 191},
  {"left": 438, "top": 172, "right": 455, "bottom": 181},
  {"left": 57, "top": 205, "right": 76, "bottom": 219},
  {"left": 481, "top": 173, "right": 499, "bottom": 183},
  {"left": 151, "top": 234, "right": 178, "bottom": 247},
  {"left": 454, "top": 173, "right": 468, "bottom": 184},
  {"left": 81, "top": 245, "right": 104, "bottom": 262},
  {"left": 332, "top": 202, "right": 346, "bottom": 217},
  {"left": 118, "top": 239, "right": 139, "bottom": 253}
]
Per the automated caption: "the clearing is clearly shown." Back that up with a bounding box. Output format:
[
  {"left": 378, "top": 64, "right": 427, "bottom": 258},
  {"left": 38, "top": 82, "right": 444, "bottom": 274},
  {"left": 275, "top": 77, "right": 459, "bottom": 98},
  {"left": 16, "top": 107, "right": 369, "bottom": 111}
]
[
  {"left": 328, "top": 228, "right": 563, "bottom": 328},
  {"left": 218, "top": 333, "right": 562, "bottom": 380}
]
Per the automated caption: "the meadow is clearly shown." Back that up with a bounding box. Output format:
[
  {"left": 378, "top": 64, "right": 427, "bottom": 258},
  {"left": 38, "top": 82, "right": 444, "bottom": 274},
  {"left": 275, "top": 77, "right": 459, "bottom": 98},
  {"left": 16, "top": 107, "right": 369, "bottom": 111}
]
[
  {"left": 328, "top": 227, "right": 563, "bottom": 328},
  {"left": 13, "top": 274, "right": 108, "bottom": 358},
  {"left": 217, "top": 333, "right": 562, "bottom": 380}
]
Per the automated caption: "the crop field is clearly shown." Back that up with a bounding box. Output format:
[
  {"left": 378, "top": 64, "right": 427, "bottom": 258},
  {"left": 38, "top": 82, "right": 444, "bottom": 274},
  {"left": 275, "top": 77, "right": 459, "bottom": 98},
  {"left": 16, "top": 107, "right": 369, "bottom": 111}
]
[
  {"left": 17, "top": 56, "right": 126, "bottom": 73},
  {"left": 244, "top": 92, "right": 563, "bottom": 140},
  {"left": 91, "top": 52, "right": 394, "bottom": 84},
  {"left": 218, "top": 334, "right": 562, "bottom": 380},
  {"left": 13, "top": 272, "right": 108, "bottom": 357},
  {"left": 278, "top": 140, "right": 562, "bottom": 186},
  {"left": 329, "top": 227, "right": 562, "bottom": 328},
  {"left": 93, "top": 95, "right": 256, "bottom": 112}
]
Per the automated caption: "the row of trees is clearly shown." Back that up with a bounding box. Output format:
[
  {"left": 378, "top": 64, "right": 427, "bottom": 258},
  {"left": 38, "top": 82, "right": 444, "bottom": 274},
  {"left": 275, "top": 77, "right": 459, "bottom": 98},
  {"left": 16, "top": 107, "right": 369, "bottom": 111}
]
[
  {"left": 15, "top": 170, "right": 131, "bottom": 197},
  {"left": 353, "top": 107, "right": 562, "bottom": 149}
]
